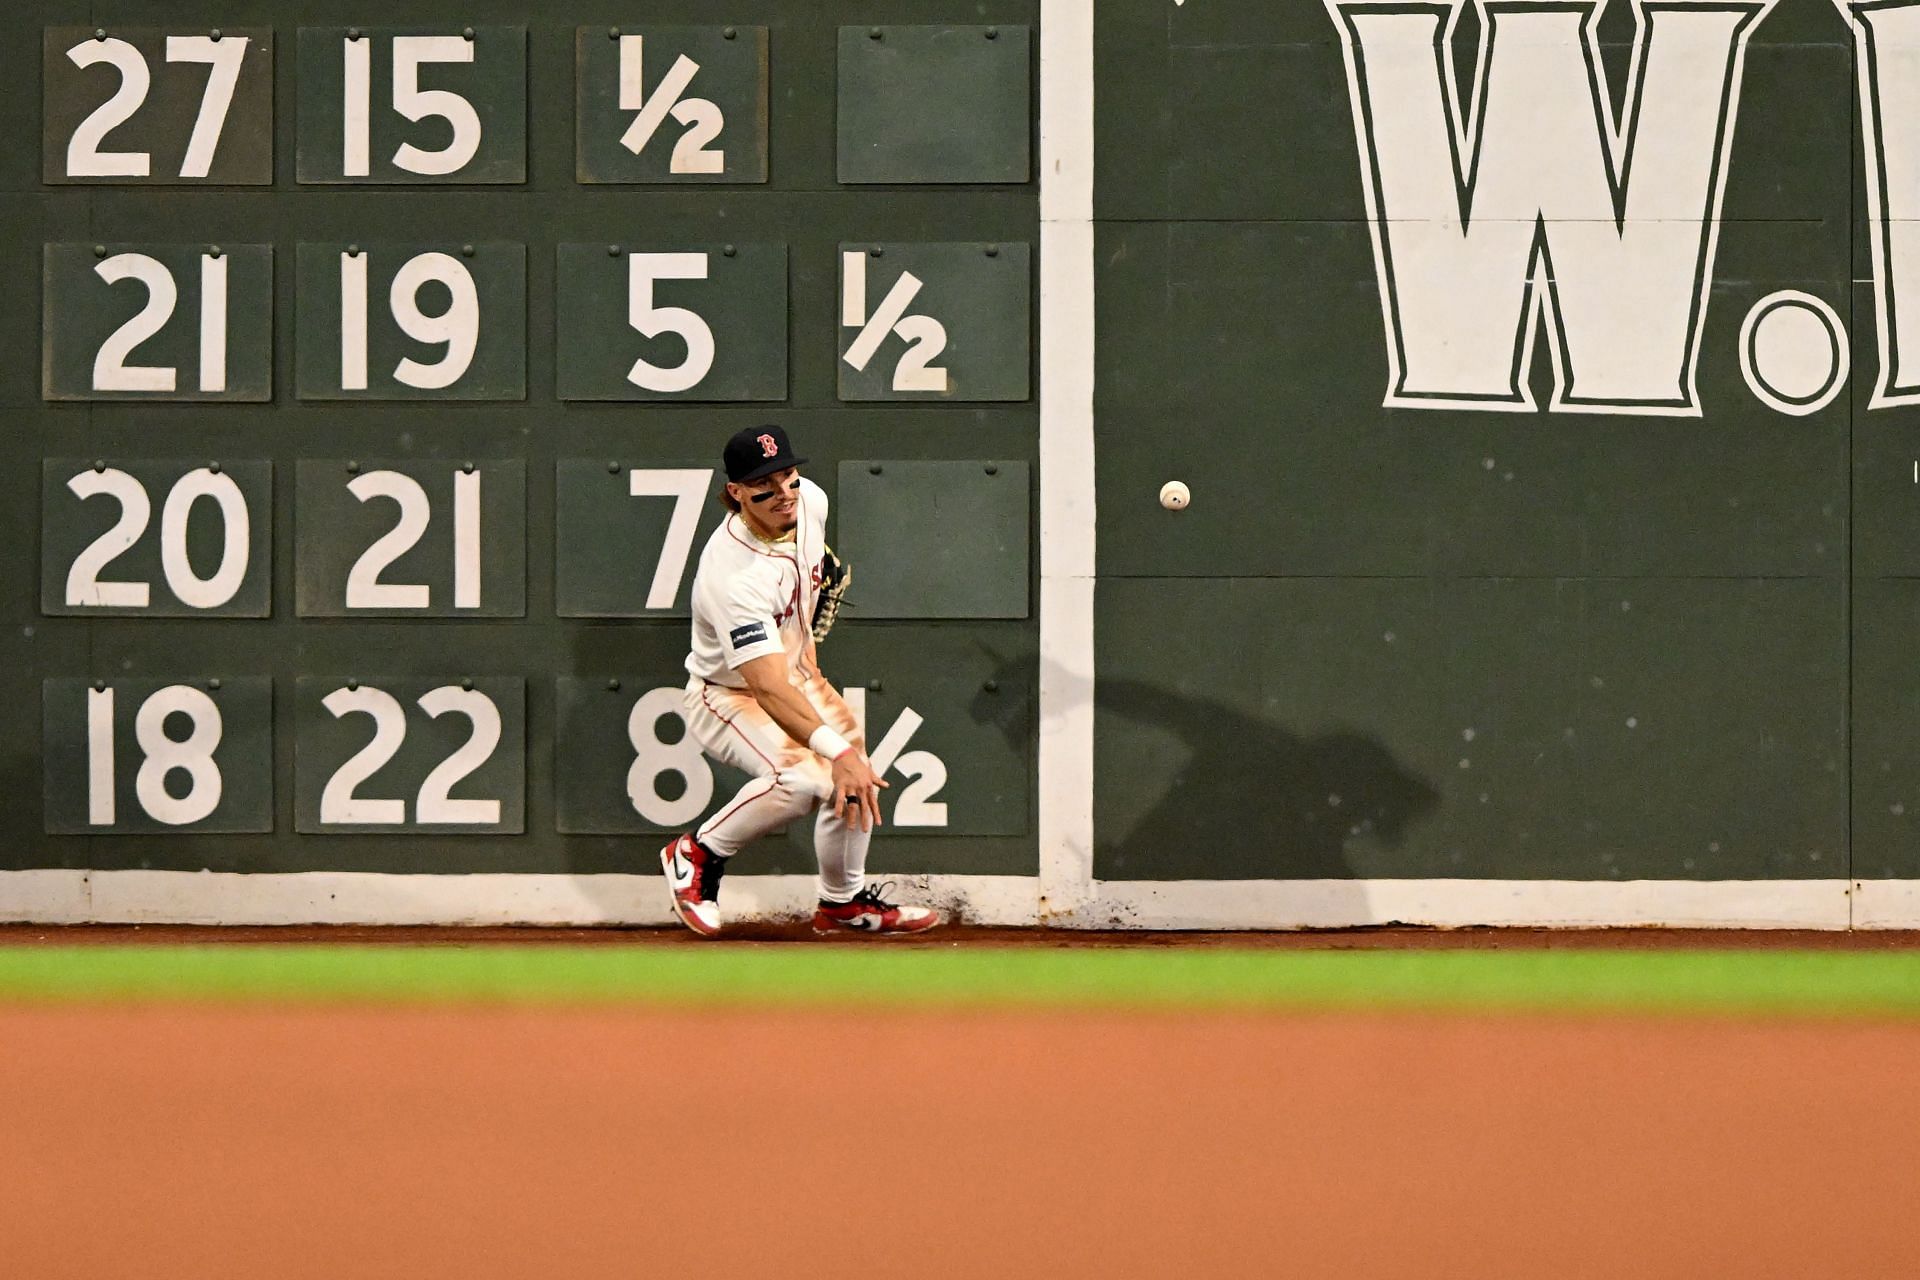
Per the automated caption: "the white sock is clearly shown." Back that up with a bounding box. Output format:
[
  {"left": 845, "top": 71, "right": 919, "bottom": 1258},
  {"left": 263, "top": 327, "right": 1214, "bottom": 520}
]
[{"left": 813, "top": 803, "right": 871, "bottom": 903}]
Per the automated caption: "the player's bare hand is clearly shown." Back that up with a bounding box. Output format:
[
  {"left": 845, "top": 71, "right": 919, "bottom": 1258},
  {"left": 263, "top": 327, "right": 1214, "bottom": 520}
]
[{"left": 829, "top": 750, "right": 889, "bottom": 832}]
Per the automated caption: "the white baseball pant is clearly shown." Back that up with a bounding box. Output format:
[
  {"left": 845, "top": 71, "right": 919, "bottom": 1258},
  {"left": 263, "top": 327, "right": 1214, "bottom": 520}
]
[{"left": 682, "top": 673, "right": 871, "bottom": 904}]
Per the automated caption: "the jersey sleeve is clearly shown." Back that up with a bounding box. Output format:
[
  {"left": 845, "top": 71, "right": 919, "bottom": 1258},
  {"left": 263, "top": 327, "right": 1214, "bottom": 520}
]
[{"left": 719, "top": 572, "right": 786, "bottom": 667}]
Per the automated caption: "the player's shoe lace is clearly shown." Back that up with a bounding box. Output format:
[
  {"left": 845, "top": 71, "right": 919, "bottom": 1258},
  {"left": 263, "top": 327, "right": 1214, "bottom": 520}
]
[
  {"left": 695, "top": 845, "right": 727, "bottom": 903},
  {"left": 844, "top": 882, "right": 900, "bottom": 912}
]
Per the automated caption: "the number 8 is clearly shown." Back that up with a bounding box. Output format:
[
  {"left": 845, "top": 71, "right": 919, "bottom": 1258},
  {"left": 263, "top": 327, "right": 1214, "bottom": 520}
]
[{"left": 626, "top": 687, "right": 712, "bottom": 826}]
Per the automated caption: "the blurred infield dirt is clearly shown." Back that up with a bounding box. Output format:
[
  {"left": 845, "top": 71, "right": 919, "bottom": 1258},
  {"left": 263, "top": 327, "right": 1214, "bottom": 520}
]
[{"left": 0, "top": 1003, "right": 1916, "bottom": 1279}]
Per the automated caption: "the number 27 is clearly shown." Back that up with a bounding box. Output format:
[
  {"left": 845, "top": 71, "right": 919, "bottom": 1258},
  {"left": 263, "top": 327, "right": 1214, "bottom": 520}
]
[{"left": 67, "top": 35, "right": 249, "bottom": 179}]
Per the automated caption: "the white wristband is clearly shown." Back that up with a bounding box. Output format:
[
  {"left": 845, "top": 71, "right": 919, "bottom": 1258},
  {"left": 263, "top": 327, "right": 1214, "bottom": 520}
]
[{"left": 808, "top": 726, "right": 853, "bottom": 761}]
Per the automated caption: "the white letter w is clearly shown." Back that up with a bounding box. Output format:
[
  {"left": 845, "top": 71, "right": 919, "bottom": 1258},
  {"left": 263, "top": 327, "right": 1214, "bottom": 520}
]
[{"left": 1327, "top": 0, "right": 1772, "bottom": 414}]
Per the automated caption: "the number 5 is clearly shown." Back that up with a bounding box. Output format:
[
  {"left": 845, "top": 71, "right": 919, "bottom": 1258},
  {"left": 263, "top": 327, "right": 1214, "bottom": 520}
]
[{"left": 627, "top": 252, "right": 714, "bottom": 392}]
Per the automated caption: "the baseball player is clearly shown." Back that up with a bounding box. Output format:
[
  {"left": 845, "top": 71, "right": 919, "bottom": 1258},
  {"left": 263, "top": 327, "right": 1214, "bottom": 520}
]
[{"left": 660, "top": 424, "right": 942, "bottom": 938}]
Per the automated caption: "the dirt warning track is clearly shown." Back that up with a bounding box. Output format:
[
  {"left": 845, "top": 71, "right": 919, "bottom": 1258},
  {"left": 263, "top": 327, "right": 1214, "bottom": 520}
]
[
  {"left": 1, "top": 1004, "right": 1916, "bottom": 1279},
  {"left": 6, "top": 923, "right": 1920, "bottom": 948}
]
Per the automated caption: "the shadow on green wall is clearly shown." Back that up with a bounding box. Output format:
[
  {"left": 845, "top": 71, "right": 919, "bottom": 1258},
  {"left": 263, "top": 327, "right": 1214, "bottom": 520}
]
[{"left": 973, "top": 659, "right": 1440, "bottom": 880}]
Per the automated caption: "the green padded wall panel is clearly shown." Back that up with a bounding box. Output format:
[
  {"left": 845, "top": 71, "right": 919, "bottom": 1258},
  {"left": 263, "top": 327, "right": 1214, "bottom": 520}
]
[
  {"left": 43, "top": 27, "right": 275, "bottom": 186},
  {"left": 1093, "top": 218, "right": 1848, "bottom": 579},
  {"left": 0, "top": 0, "right": 1041, "bottom": 891},
  {"left": 1094, "top": 578, "right": 1844, "bottom": 881},
  {"left": 295, "top": 26, "right": 527, "bottom": 185},
  {"left": 835, "top": 460, "right": 1029, "bottom": 619},
  {"left": 574, "top": 25, "right": 768, "bottom": 184},
  {"left": 43, "top": 676, "right": 275, "bottom": 835},
  {"left": 42, "top": 459, "right": 274, "bottom": 618},
  {"left": 836, "top": 25, "right": 1030, "bottom": 184}
]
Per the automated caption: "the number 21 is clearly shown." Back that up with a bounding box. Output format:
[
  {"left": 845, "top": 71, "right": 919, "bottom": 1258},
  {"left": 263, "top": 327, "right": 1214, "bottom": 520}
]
[{"left": 92, "top": 252, "right": 230, "bottom": 393}]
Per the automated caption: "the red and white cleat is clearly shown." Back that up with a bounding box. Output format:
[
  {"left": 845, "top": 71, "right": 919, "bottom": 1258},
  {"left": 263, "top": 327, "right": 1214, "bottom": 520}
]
[
  {"left": 661, "top": 834, "right": 726, "bottom": 937},
  {"left": 812, "top": 883, "right": 943, "bottom": 936}
]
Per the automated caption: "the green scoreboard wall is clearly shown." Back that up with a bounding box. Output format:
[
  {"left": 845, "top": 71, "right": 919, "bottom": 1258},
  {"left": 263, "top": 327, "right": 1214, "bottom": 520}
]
[
  {"left": 6, "top": 3, "right": 1039, "bottom": 889},
  {"left": 1082, "top": 0, "right": 1908, "bottom": 928},
  {"left": 19, "top": 0, "right": 1920, "bottom": 931}
]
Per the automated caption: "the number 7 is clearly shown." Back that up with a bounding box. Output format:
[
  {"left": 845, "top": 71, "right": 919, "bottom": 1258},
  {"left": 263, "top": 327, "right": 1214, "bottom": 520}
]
[
  {"left": 628, "top": 469, "right": 711, "bottom": 609},
  {"left": 165, "top": 37, "right": 248, "bottom": 179}
]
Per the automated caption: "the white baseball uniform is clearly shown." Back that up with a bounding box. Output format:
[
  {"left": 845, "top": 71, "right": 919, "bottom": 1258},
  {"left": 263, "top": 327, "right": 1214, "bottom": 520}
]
[{"left": 679, "top": 476, "right": 871, "bottom": 902}]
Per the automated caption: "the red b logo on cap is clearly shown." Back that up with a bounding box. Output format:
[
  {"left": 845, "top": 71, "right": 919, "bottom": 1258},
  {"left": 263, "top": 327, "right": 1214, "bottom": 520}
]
[{"left": 757, "top": 433, "right": 778, "bottom": 458}]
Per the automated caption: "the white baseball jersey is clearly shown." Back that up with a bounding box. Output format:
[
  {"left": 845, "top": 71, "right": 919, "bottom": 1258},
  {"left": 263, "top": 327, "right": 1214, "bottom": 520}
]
[{"left": 684, "top": 475, "right": 828, "bottom": 689}]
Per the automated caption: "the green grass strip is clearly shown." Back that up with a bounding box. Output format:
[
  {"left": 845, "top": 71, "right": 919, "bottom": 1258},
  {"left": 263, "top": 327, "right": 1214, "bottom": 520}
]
[{"left": 0, "top": 946, "right": 1917, "bottom": 1017}]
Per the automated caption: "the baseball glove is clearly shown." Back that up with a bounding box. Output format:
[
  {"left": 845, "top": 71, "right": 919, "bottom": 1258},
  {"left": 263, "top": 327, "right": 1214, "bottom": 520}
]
[{"left": 811, "top": 546, "right": 852, "bottom": 643}]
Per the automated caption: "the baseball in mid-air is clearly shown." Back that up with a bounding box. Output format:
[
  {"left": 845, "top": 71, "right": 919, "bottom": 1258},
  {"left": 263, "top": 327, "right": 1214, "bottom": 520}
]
[{"left": 1159, "top": 480, "right": 1190, "bottom": 510}]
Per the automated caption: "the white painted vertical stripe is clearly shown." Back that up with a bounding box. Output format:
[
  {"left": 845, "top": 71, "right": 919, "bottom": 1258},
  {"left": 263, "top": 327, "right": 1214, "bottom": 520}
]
[
  {"left": 1038, "top": 0, "right": 1098, "bottom": 918},
  {"left": 618, "top": 34, "right": 646, "bottom": 108}
]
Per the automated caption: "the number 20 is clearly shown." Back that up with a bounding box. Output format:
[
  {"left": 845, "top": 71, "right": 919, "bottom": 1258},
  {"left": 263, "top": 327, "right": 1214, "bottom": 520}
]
[{"left": 66, "top": 467, "right": 250, "bottom": 610}]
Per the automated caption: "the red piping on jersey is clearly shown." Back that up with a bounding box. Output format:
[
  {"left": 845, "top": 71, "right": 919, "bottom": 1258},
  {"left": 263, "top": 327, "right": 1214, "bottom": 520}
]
[
  {"left": 724, "top": 517, "right": 787, "bottom": 559},
  {"left": 699, "top": 777, "right": 781, "bottom": 840},
  {"left": 723, "top": 490, "right": 808, "bottom": 632},
  {"left": 788, "top": 487, "right": 806, "bottom": 620},
  {"left": 699, "top": 685, "right": 780, "bottom": 772}
]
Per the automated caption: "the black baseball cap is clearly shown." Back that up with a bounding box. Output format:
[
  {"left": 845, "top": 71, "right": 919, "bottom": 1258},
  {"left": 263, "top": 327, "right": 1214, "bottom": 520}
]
[{"left": 723, "top": 424, "right": 807, "bottom": 483}]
